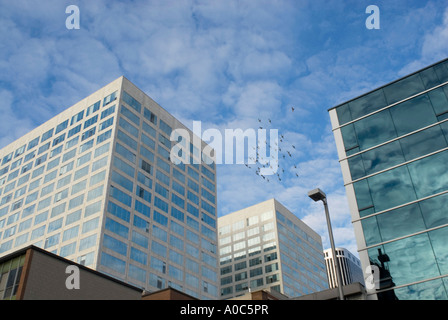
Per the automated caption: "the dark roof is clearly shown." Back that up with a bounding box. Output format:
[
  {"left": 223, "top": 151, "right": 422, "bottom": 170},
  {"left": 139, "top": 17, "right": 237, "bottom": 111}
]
[{"left": 0, "top": 245, "right": 143, "bottom": 293}]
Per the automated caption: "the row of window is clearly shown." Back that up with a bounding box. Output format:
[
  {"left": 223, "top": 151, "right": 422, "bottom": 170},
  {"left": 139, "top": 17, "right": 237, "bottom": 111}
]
[
  {"left": 100, "top": 250, "right": 218, "bottom": 295},
  {"left": 275, "top": 211, "right": 324, "bottom": 262},
  {"left": 220, "top": 273, "right": 280, "bottom": 296},
  {"left": 0, "top": 131, "right": 113, "bottom": 253},
  {"left": 0, "top": 91, "right": 116, "bottom": 168},
  {"left": 336, "top": 60, "right": 448, "bottom": 126},
  {"left": 340, "top": 84, "right": 448, "bottom": 156},
  {"left": 0, "top": 130, "right": 111, "bottom": 223}
]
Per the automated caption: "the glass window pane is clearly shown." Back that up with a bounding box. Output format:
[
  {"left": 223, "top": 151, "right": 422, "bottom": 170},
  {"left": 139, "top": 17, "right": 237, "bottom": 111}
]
[
  {"left": 399, "top": 125, "right": 447, "bottom": 162},
  {"left": 407, "top": 150, "right": 448, "bottom": 198},
  {"left": 389, "top": 94, "right": 437, "bottom": 137},
  {"left": 427, "top": 85, "right": 448, "bottom": 115},
  {"left": 434, "top": 61, "right": 448, "bottom": 83},
  {"left": 383, "top": 73, "right": 425, "bottom": 105},
  {"left": 367, "top": 165, "right": 417, "bottom": 212},
  {"left": 335, "top": 103, "right": 352, "bottom": 125},
  {"left": 428, "top": 226, "right": 448, "bottom": 275},
  {"left": 354, "top": 109, "right": 397, "bottom": 150},
  {"left": 340, "top": 124, "right": 358, "bottom": 152},
  {"left": 376, "top": 203, "right": 426, "bottom": 242},
  {"left": 353, "top": 179, "right": 374, "bottom": 214},
  {"left": 361, "top": 216, "right": 382, "bottom": 247},
  {"left": 419, "top": 193, "right": 448, "bottom": 229},
  {"left": 361, "top": 141, "right": 405, "bottom": 176},
  {"left": 394, "top": 278, "right": 448, "bottom": 300},
  {"left": 419, "top": 67, "right": 442, "bottom": 90},
  {"left": 382, "top": 233, "right": 440, "bottom": 287},
  {"left": 348, "top": 89, "right": 387, "bottom": 120}
]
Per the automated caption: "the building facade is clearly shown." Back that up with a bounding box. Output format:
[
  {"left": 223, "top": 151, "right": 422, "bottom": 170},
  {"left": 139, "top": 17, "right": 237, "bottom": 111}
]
[
  {"left": 217, "top": 199, "right": 328, "bottom": 299},
  {"left": 0, "top": 245, "right": 143, "bottom": 300},
  {"left": 0, "top": 76, "right": 219, "bottom": 299},
  {"left": 323, "top": 247, "right": 363, "bottom": 289},
  {"left": 329, "top": 58, "right": 448, "bottom": 299}
]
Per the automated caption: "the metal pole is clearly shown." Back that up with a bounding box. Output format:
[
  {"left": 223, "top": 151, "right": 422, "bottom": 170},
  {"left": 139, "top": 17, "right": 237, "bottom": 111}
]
[{"left": 323, "top": 198, "right": 345, "bottom": 300}]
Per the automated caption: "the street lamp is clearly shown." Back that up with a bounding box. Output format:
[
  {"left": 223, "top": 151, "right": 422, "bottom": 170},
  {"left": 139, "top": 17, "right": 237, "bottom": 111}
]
[{"left": 308, "top": 188, "right": 345, "bottom": 300}]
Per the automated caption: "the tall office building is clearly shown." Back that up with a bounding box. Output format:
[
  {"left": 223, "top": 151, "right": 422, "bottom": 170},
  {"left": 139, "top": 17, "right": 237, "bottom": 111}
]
[
  {"left": 329, "top": 58, "right": 448, "bottom": 300},
  {"left": 323, "top": 247, "right": 364, "bottom": 289},
  {"left": 217, "top": 199, "right": 328, "bottom": 299},
  {"left": 0, "top": 76, "right": 219, "bottom": 299}
]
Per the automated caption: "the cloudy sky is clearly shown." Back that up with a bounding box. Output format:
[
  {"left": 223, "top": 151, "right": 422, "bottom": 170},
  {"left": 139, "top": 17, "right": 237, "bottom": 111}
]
[{"left": 1, "top": 0, "right": 447, "bottom": 255}]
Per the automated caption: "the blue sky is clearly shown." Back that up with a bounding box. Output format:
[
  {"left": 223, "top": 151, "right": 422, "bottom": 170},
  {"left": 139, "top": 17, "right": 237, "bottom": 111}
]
[{"left": 1, "top": 0, "right": 447, "bottom": 255}]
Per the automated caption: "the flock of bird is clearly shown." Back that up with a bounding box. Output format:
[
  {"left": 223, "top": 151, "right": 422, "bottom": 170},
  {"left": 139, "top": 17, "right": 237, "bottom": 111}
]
[{"left": 243, "top": 106, "right": 299, "bottom": 183}]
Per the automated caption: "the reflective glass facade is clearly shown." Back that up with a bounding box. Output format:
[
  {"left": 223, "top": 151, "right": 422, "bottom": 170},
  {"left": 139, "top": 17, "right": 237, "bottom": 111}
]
[
  {"left": 0, "top": 76, "right": 218, "bottom": 299},
  {"left": 330, "top": 58, "right": 448, "bottom": 299}
]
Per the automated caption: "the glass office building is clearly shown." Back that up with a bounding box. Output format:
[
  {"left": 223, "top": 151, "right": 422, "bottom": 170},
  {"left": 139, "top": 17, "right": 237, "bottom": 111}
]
[
  {"left": 0, "top": 76, "right": 219, "bottom": 299},
  {"left": 329, "top": 58, "right": 448, "bottom": 299},
  {"left": 218, "top": 199, "right": 328, "bottom": 299}
]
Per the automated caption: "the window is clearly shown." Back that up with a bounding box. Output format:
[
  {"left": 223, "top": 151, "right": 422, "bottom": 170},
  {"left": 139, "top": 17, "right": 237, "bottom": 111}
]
[
  {"left": 114, "top": 156, "right": 135, "bottom": 178},
  {"left": 70, "top": 110, "right": 84, "bottom": 125},
  {"left": 143, "top": 107, "right": 157, "bottom": 124},
  {"left": 87, "top": 184, "right": 104, "bottom": 201},
  {"left": 154, "top": 196, "right": 168, "bottom": 213},
  {"left": 81, "top": 127, "right": 96, "bottom": 141},
  {"left": 153, "top": 210, "right": 168, "bottom": 226},
  {"left": 55, "top": 120, "right": 69, "bottom": 134},
  {"left": 119, "top": 117, "right": 139, "bottom": 137},
  {"left": 133, "top": 215, "right": 150, "bottom": 233},
  {"left": 27, "top": 137, "right": 40, "bottom": 150},
  {"left": 54, "top": 189, "right": 68, "bottom": 203},
  {"left": 117, "top": 130, "right": 137, "bottom": 150},
  {"left": 115, "top": 143, "right": 136, "bottom": 163},
  {"left": 67, "top": 124, "right": 81, "bottom": 139},
  {"left": 111, "top": 170, "right": 133, "bottom": 192},
  {"left": 155, "top": 183, "right": 169, "bottom": 198},
  {"left": 120, "top": 105, "right": 140, "bottom": 125},
  {"left": 42, "top": 129, "right": 54, "bottom": 143},
  {"left": 103, "top": 91, "right": 117, "bottom": 106},
  {"left": 65, "top": 136, "right": 79, "bottom": 150},
  {"left": 140, "top": 146, "right": 155, "bottom": 163},
  {"left": 132, "top": 231, "right": 148, "bottom": 248},
  {"left": 105, "top": 217, "right": 129, "bottom": 238},
  {"left": 84, "top": 115, "right": 98, "bottom": 129},
  {"left": 109, "top": 186, "right": 132, "bottom": 208},
  {"left": 97, "top": 129, "right": 112, "bottom": 144},
  {"left": 86, "top": 101, "right": 100, "bottom": 117},
  {"left": 101, "top": 252, "right": 125, "bottom": 274},
  {"left": 122, "top": 91, "right": 141, "bottom": 113},
  {"left": 103, "top": 234, "right": 127, "bottom": 256},
  {"left": 159, "top": 120, "right": 172, "bottom": 137},
  {"left": 101, "top": 104, "right": 115, "bottom": 119},
  {"left": 99, "top": 117, "right": 114, "bottom": 131},
  {"left": 140, "top": 159, "right": 152, "bottom": 175}
]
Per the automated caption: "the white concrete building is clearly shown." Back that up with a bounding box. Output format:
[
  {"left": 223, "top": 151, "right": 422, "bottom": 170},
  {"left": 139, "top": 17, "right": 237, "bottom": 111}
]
[
  {"left": 0, "top": 76, "right": 219, "bottom": 299},
  {"left": 218, "top": 199, "right": 328, "bottom": 299},
  {"left": 323, "top": 247, "right": 364, "bottom": 289}
]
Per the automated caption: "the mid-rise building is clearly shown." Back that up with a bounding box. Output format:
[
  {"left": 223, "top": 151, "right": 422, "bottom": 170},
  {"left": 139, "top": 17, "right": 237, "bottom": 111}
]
[
  {"left": 323, "top": 247, "right": 364, "bottom": 289},
  {"left": 0, "top": 76, "right": 219, "bottom": 299},
  {"left": 217, "top": 199, "right": 328, "bottom": 299},
  {"left": 329, "top": 58, "right": 448, "bottom": 299}
]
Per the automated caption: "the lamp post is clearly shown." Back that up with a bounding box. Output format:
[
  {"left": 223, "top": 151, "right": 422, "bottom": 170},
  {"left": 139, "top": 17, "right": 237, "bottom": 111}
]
[{"left": 308, "top": 188, "right": 345, "bottom": 300}]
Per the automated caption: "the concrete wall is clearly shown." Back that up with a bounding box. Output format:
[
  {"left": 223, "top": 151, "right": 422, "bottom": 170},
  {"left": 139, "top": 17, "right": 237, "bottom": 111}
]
[{"left": 21, "top": 248, "right": 142, "bottom": 300}]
